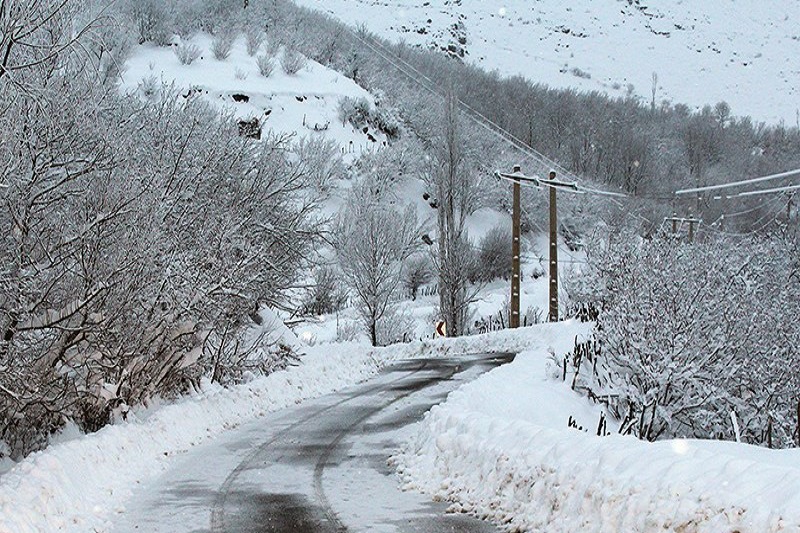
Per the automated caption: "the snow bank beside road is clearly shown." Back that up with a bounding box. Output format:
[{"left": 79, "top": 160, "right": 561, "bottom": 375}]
[
  {"left": 395, "top": 335, "right": 800, "bottom": 532},
  {"left": 0, "top": 324, "right": 571, "bottom": 533}
]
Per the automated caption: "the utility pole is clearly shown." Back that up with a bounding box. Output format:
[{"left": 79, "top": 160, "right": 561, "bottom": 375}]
[
  {"left": 496, "top": 167, "right": 576, "bottom": 325},
  {"left": 496, "top": 165, "right": 527, "bottom": 329},
  {"left": 511, "top": 165, "right": 522, "bottom": 328},
  {"left": 547, "top": 171, "right": 559, "bottom": 322},
  {"left": 665, "top": 214, "right": 701, "bottom": 242}
]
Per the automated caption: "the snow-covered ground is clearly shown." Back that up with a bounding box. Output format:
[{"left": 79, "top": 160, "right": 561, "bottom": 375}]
[
  {"left": 0, "top": 324, "right": 576, "bottom": 533},
  {"left": 395, "top": 335, "right": 800, "bottom": 532},
  {"left": 296, "top": 0, "right": 800, "bottom": 125},
  {"left": 122, "top": 33, "right": 385, "bottom": 158},
  {"left": 4, "top": 316, "right": 797, "bottom": 532}
]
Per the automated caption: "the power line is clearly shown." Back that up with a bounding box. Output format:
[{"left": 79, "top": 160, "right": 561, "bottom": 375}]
[
  {"left": 675, "top": 167, "right": 800, "bottom": 196},
  {"left": 345, "top": 27, "right": 634, "bottom": 199},
  {"left": 729, "top": 182, "right": 800, "bottom": 198},
  {"left": 345, "top": 23, "right": 796, "bottom": 237}
]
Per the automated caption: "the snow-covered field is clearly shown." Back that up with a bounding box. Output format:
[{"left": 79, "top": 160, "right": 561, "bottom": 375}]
[
  {"left": 0, "top": 324, "right": 576, "bottom": 533},
  {"left": 296, "top": 0, "right": 800, "bottom": 125},
  {"left": 395, "top": 337, "right": 800, "bottom": 532}
]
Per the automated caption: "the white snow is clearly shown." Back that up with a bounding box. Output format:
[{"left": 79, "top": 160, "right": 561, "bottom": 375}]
[
  {"left": 122, "top": 33, "right": 385, "bottom": 158},
  {"left": 394, "top": 325, "right": 800, "bottom": 532},
  {"left": 3, "top": 318, "right": 799, "bottom": 532},
  {"left": 295, "top": 0, "right": 800, "bottom": 125},
  {"left": 0, "top": 325, "right": 565, "bottom": 533}
]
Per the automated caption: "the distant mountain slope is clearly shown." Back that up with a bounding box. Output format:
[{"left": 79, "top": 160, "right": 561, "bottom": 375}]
[{"left": 296, "top": 0, "right": 800, "bottom": 125}]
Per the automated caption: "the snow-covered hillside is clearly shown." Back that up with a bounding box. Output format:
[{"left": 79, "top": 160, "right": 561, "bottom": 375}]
[
  {"left": 122, "top": 34, "right": 385, "bottom": 156},
  {"left": 296, "top": 0, "right": 800, "bottom": 125},
  {"left": 121, "top": 31, "right": 587, "bottom": 348}
]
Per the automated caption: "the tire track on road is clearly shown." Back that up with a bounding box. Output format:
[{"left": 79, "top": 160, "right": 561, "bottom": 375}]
[
  {"left": 209, "top": 360, "right": 430, "bottom": 533},
  {"left": 312, "top": 367, "right": 461, "bottom": 532}
]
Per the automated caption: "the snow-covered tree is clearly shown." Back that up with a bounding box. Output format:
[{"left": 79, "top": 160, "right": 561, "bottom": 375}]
[
  {"left": 334, "top": 179, "right": 420, "bottom": 346},
  {"left": 570, "top": 235, "right": 800, "bottom": 447},
  {"left": 423, "top": 91, "right": 484, "bottom": 336}
]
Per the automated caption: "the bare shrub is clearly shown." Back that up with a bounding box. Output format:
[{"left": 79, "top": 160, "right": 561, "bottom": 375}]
[
  {"left": 174, "top": 43, "right": 202, "bottom": 65},
  {"left": 245, "top": 27, "right": 265, "bottom": 56},
  {"left": 138, "top": 73, "right": 160, "bottom": 99},
  {"left": 281, "top": 47, "right": 307, "bottom": 75},
  {"left": 264, "top": 38, "right": 281, "bottom": 58},
  {"left": 211, "top": 32, "right": 235, "bottom": 61},
  {"left": 256, "top": 54, "right": 274, "bottom": 77}
]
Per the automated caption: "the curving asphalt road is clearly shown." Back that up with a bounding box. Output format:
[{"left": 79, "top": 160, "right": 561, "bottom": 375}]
[{"left": 113, "top": 354, "right": 513, "bottom": 533}]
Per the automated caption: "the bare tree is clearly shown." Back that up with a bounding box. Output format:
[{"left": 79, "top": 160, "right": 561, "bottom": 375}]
[
  {"left": 424, "top": 90, "right": 484, "bottom": 336},
  {"left": 334, "top": 179, "right": 419, "bottom": 346},
  {"left": 0, "top": 0, "right": 101, "bottom": 86}
]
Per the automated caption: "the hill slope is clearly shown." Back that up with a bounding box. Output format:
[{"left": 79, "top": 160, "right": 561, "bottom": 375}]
[{"left": 296, "top": 0, "right": 800, "bottom": 125}]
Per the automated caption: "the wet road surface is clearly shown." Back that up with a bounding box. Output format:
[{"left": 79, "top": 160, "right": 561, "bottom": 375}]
[{"left": 113, "top": 354, "right": 513, "bottom": 533}]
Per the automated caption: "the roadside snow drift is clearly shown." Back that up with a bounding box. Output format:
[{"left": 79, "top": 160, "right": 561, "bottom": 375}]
[{"left": 395, "top": 333, "right": 800, "bottom": 532}]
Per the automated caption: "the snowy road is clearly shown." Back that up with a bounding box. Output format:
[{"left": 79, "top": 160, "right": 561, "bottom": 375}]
[{"left": 111, "top": 354, "right": 513, "bottom": 533}]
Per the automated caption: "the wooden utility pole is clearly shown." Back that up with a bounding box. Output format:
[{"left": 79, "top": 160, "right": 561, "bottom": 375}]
[
  {"left": 496, "top": 167, "right": 576, "bottom": 326},
  {"left": 665, "top": 214, "right": 701, "bottom": 242},
  {"left": 548, "top": 171, "right": 559, "bottom": 322},
  {"left": 497, "top": 165, "right": 538, "bottom": 329},
  {"left": 510, "top": 165, "right": 522, "bottom": 328}
]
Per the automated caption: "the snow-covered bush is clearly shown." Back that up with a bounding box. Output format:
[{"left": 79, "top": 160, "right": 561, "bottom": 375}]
[
  {"left": 204, "top": 322, "right": 299, "bottom": 386},
  {"left": 473, "top": 226, "right": 512, "bottom": 282},
  {"left": 138, "top": 73, "right": 160, "bottom": 99},
  {"left": 338, "top": 95, "right": 402, "bottom": 139},
  {"left": 245, "top": 26, "right": 265, "bottom": 56},
  {"left": 256, "top": 54, "right": 275, "bottom": 77},
  {"left": 372, "top": 105, "right": 403, "bottom": 139},
  {"left": 1, "top": 38, "right": 334, "bottom": 459},
  {"left": 291, "top": 137, "right": 347, "bottom": 196},
  {"left": 264, "top": 38, "right": 281, "bottom": 58},
  {"left": 301, "top": 266, "right": 347, "bottom": 316},
  {"left": 174, "top": 43, "right": 202, "bottom": 65},
  {"left": 338, "top": 96, "right": 372, "bottom": 128},
  {"left": 211, "top": 31, "right": 235, "bottom": 60},
  {"left": 403, "top": 255, "right": 434, "bottom": 300},
  {"left": 280, "top": 47, "right": 307, "bottom": 75},
  {"left": 569, "top": 235, "right": 800, "bottom": 447},
  {"left": 127, "top": 0, "right": 172, "bottom": 45},
  {"left": 375, "top": 305, "right": 417, "bottom": 345}
]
